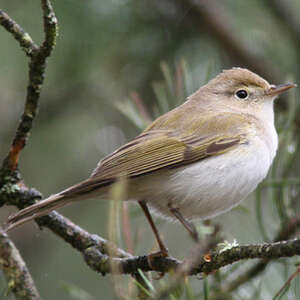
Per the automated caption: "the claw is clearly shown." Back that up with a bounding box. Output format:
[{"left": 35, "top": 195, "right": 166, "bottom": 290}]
[{"left": 147, "top": 250, "right": 169, "bottom": 278}]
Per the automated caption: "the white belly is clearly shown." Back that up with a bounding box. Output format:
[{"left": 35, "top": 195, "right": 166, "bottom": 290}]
[{"left": 131, "top": 135, "right": 277, "bottom": 221}]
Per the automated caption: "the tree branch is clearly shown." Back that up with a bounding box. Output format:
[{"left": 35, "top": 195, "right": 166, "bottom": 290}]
[
  {"left": 0, "top": 1, "right": 57, "bottom": 298},
  {"left": 8, "top": 183, "right": 300, "bottom": 280},
  {"left": 0, "top": 10, "right": 38, "bottom": 57},
  {"left": 1, "top": 183, "right": 131, "bottom": 260},
  {"left": 221, "top": 213, "right": 300, "bottom": 293},
  {"left": 0, "top": 229, "right": 40, "bottom": 300},
  {"left": 1, "top": 0, "right": 58, "bottom": 173},
  {"left": 80, "top": 237, "right": 300, "bottom": 276}
]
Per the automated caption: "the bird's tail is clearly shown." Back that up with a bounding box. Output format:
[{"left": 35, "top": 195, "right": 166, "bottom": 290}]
[
  {"left": 5, "top": 177, "right": 109, "bottom": 231},
  {"left": 5, "top": 193, "right": 71, "bottom": 231}
]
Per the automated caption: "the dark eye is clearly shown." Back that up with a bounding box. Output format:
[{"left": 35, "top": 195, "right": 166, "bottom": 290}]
[{"left": 235, "top": 89, "right": 248, "bottom": 99}]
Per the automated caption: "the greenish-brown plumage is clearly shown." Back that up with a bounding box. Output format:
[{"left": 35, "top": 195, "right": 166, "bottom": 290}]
[
  {"left": 60, "top": 109, "right": 250, "bottom": 198},
  {"left": 90, "top": 112, "right": 248, "bottom": 181}
]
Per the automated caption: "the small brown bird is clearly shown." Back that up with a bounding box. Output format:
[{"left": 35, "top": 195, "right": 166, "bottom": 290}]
[{"left": 7, "top": 68, "right": 296, "bottom": 255}]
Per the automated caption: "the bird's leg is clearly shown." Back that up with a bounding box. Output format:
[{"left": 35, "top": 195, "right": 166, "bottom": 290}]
[
  {"left": 168, "top": 204, "right": 199, "bottom": 242},
  {"left": 139, "top": 201, "right": 169, "bottom": 257}
]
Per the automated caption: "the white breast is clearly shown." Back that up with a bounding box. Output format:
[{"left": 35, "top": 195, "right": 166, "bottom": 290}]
[
  {"left": 127, "top": 101, "right": 278, "bottom": 221},
  {"left": 142, "top": 131, "right": 278, "bottom": 221}
]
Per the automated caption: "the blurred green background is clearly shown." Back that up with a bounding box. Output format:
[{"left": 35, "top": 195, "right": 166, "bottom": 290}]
[{"left": 0, "top": 0, "right": 300, "bottom": 299}]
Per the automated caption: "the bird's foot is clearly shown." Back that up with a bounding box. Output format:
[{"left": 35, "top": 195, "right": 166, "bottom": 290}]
[{"left": 147, "top": 248, "right": 169, "bottom": 279}]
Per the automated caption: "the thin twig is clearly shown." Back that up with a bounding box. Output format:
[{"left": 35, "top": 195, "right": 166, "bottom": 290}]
[
  {"left": 221, "top": 213, "right": 300, "bottom": 293},
  {"left": 274, "top": 266, "right": 300, "bottom": 299},
  {"left": 40, "top": 0, "right": 58, "bottom": 57},
  {"left": 0, "top": 2, "right": 58, "bottom": 298},
  {"left": 0, "top": 10, "right": 38, "bottom": 56},
  {"left": 1, "top": 0, "right": 58, "bottom": 172},
  {"left": 0, "top": 229, "right": 40, "bottom": 300}
]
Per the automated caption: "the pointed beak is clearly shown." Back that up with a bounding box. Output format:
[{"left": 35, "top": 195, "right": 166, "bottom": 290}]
[{"left": 266, "top": 83, "right": 297, "bottom": 96}]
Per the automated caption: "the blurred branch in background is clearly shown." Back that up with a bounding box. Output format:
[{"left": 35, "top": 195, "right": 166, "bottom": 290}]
[
  {"left": 264, "top": 0, "right": 300, "bottom": 48},
  {"left": 172, "top": 0, "right": 281, "bottom": 82},
  {"left": 163, "top": 0, "right": 300, "bottom": 122}
]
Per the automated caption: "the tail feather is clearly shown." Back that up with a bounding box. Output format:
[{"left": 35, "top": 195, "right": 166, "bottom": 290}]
[
  {"left": 6, "top": 194, "right": 69, "bottom": 231},
  {"left": 5, "top": 177, "right": 110, "bottom": 232}
]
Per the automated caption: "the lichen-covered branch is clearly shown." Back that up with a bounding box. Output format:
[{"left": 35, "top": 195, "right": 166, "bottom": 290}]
[
  {"left": 193, "top": 238, "right": 300, "bottom": 275},
  {"left": 0, "top": 1, "right": 58, "bottom": 298},
  {"left": 1, "top": 0, "right": 58, "bottom": 173},
  {"left": 36, "top": 211, "right": 131, "bottom": 258},
  {"left": 81, "top": 238, "right": 300, "bottom": 276},
  {"left": 1, "top": 183, "right": 132, "bottom": 262},
  {"left": 0, "top": 10, "right": 38, "bottom": 57},
  {"left": 0, "top": 229, "right": 40, "bottom": 300},
  {"left": 221, "top": 213, "right": 300, "bottom": 293},
  {"left": 40, "top": 0, "right": 58, "bottom": 57}
]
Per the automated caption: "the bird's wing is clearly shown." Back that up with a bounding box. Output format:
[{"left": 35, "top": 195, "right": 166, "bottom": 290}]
[
  {"left": 59, "top": 112, "right": 251, "bottom": 197},
  {"left": 89, "top": 112, "right": 249, "bottom": 182}
]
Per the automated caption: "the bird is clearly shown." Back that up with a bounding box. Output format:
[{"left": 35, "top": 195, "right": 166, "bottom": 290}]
[{"left": 6, "top": 67, "right": 296, "bottom": 256}]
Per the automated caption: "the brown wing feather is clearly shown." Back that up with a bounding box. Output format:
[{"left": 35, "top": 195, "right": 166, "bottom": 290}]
[
  {"left": 64, "top": 112, "right": 250, "bottom": 196},
  {"left": 91, "top": 133, "right": 246, "bottom": 182},
  {"left": 89, "top": 108, "right": 251, "bottom": 180},
  {"left": 92, "top": 131, "right": 186, "bottom": 179}
]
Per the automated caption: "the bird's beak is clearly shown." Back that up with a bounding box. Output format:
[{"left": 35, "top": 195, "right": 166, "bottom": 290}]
[{"left": 266, "top": 83, "right": 297, "bottom": 96}]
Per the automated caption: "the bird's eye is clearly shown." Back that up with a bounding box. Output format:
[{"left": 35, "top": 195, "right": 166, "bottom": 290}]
[{"left": 235, "top": 89, "right": 248, "bottom": 100}]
